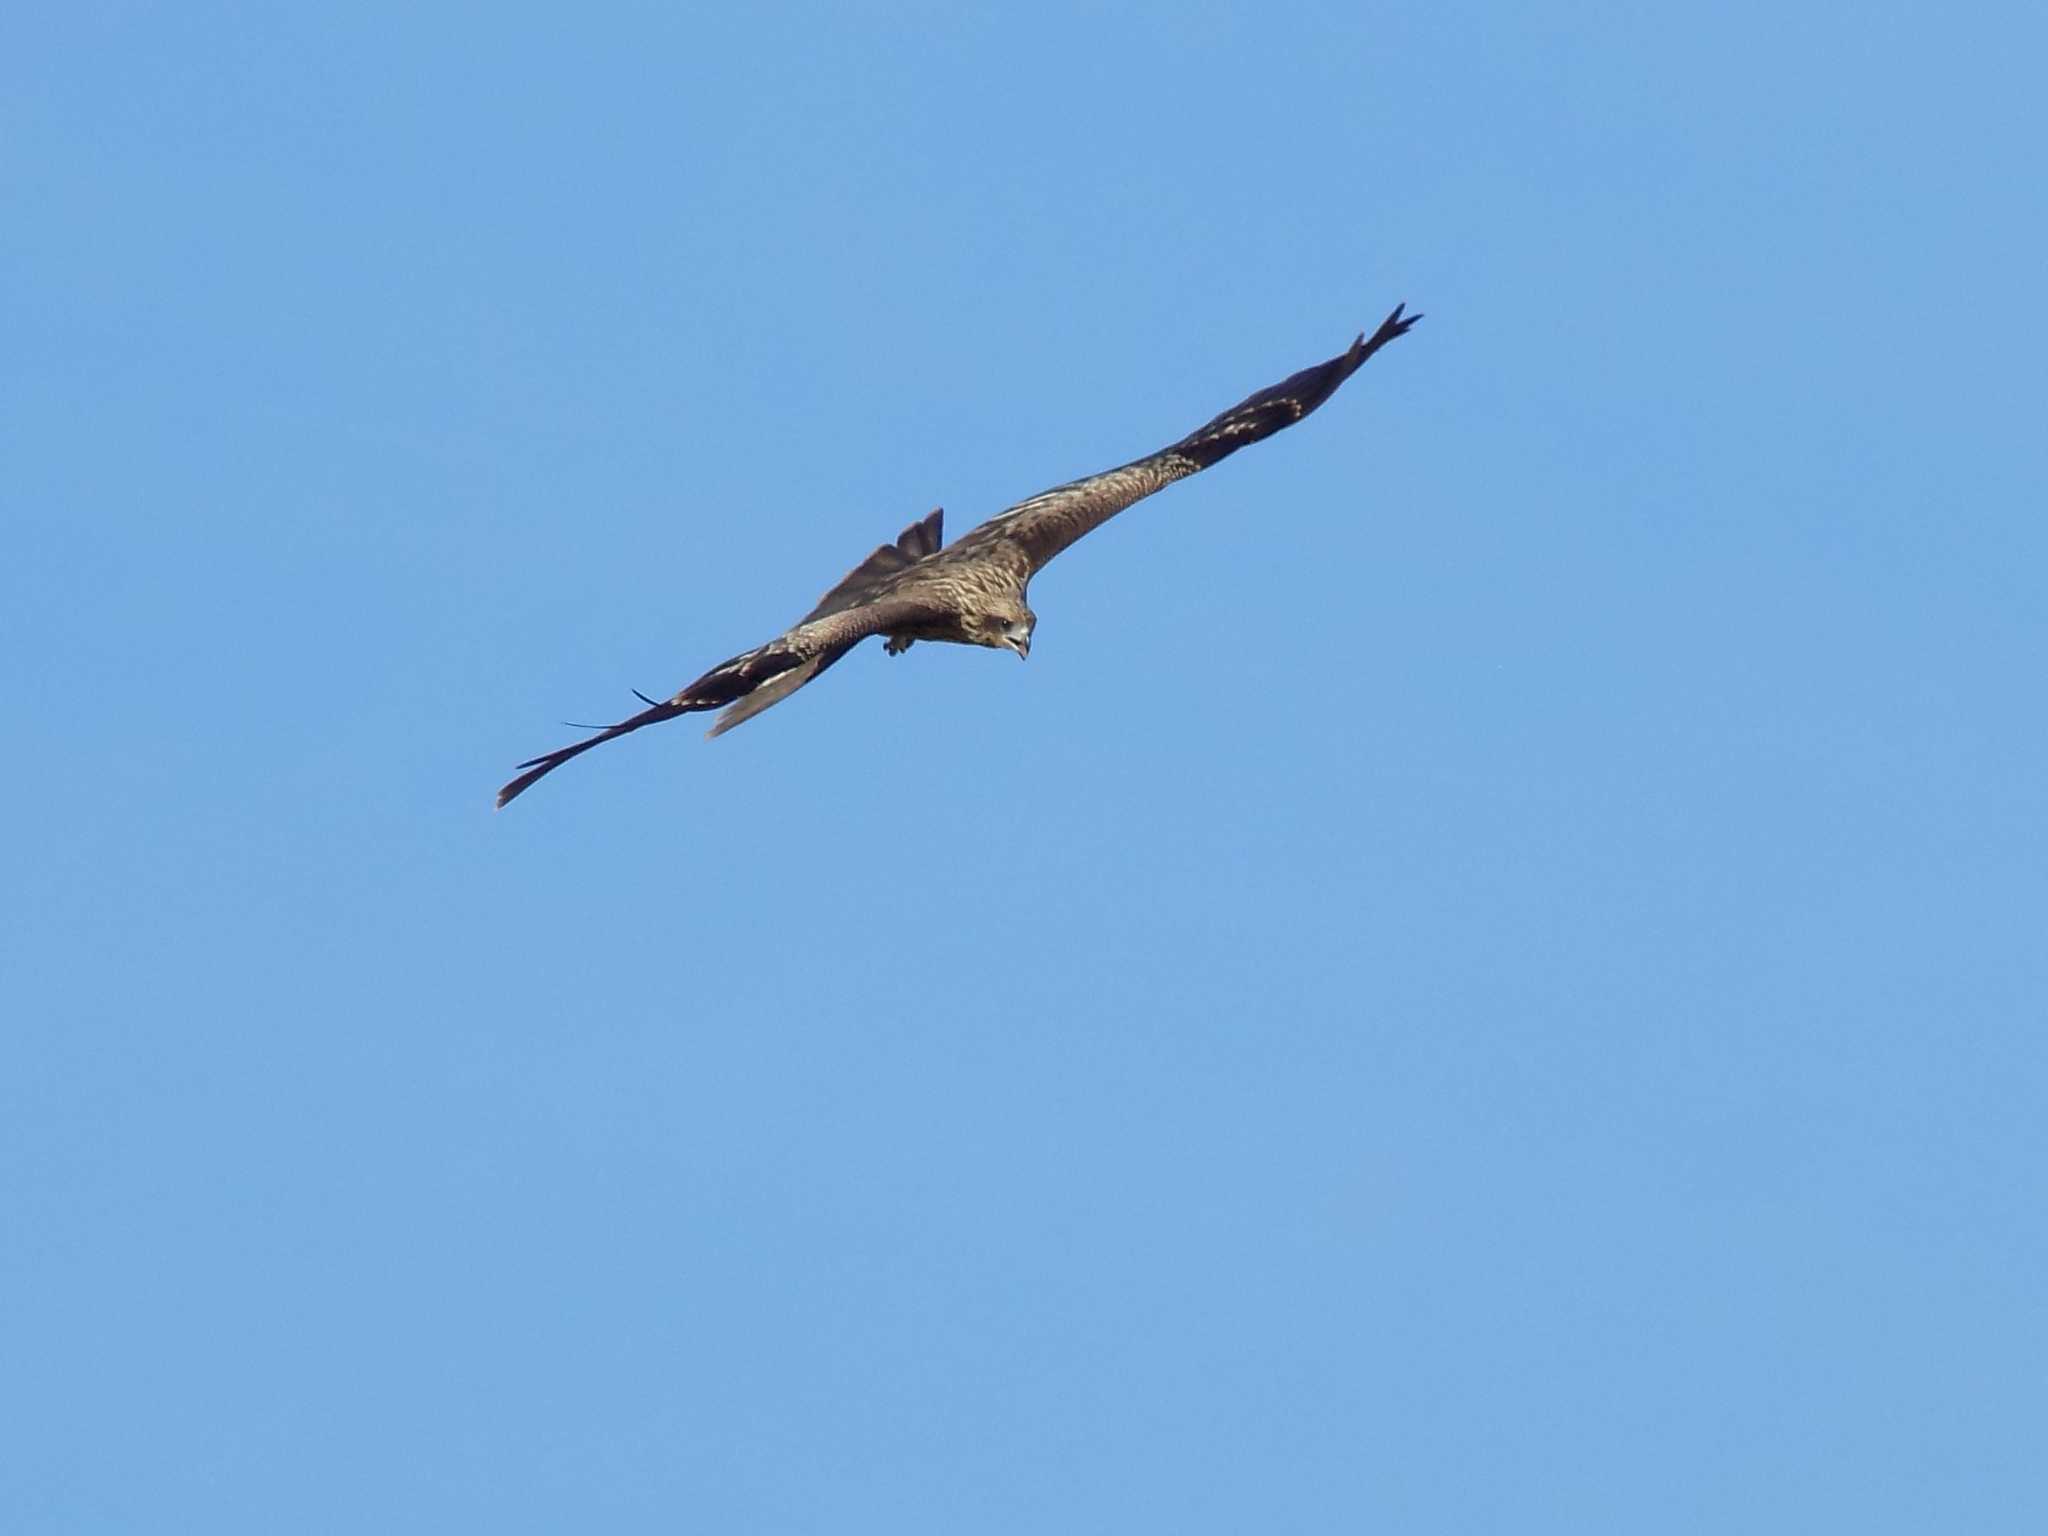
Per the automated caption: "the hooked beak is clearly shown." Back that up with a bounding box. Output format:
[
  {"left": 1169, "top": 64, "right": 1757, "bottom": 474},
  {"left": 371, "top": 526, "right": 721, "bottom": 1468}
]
[{"left": 1011, "top": 635, "right": 1030, "bottom": 660}]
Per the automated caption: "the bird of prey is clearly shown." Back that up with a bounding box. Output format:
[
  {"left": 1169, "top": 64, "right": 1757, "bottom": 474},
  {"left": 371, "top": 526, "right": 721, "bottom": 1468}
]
[{"left": 496, "top": 303, "right": 1420, "bottom": 807}]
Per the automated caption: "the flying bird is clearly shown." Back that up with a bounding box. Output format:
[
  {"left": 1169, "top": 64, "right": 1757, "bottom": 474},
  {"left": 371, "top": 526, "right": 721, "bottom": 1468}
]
[{"left": 497, "top": 303, "right": 1420, "bottom": 808}]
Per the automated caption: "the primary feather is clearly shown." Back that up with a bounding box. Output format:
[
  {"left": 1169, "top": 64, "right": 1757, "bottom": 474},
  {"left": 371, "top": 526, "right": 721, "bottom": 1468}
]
[{"left": 496, "top": 305, "right": 1420, "bottom": 808}]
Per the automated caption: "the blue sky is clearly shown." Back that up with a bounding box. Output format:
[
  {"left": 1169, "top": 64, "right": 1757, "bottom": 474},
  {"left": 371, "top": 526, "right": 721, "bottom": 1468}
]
[{"left": 5, "top": 2, "right": 2044, "bottom": 1529}]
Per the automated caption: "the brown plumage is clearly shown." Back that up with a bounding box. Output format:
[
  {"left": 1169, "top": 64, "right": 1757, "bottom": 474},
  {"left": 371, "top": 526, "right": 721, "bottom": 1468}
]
[{"left": 496, "top": 304, "right": 1420, "bottom": 808}]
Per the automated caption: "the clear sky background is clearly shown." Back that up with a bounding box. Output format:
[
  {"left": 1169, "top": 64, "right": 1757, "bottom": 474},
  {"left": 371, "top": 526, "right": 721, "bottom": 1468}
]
[{"left": 5, "top": 2, "right": 2044, "bottom": 1530}]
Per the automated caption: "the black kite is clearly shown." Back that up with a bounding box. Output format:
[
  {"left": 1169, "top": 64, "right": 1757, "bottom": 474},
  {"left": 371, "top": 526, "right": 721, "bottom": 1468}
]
[{"left": 498, "top": 305, "right": 1420, "bottom": 807}]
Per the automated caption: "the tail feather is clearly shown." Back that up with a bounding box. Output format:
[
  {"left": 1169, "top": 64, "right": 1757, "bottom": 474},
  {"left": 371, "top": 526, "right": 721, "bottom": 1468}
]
[{"left": 706, "top": 655, "right": 824, "bottom": 739}]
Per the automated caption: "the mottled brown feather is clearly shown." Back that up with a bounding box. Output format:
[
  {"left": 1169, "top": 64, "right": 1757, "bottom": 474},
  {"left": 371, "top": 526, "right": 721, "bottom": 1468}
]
[
  {"left": 497, "top": 309, "right": 1417, "bottom": 807},
  {"left": 945, "top": 304, "right": 1419, "bottom": 578},
  {"left": 801, "top": 509, "right": 945, "bottom": 623}
]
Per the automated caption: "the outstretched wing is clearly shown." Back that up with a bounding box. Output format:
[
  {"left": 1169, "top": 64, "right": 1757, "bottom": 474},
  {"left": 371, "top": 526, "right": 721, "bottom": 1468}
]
[
  {"left": 700, "top": 596, "right": 936, "bottom": 739},
  {"left": 800, "top": 508, "right": 944, "bottom": 624},
  {"left": 495, "top": 590, "right": 955, "bottom": 807},
  {"left": 949, "top": 304, "right": 1420, "bottom": 577}
]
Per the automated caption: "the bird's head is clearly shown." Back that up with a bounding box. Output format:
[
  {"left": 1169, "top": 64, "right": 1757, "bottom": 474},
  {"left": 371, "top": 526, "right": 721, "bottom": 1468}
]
[{"left": 978, "top": 601, "right": 1035, "bottom": 660}]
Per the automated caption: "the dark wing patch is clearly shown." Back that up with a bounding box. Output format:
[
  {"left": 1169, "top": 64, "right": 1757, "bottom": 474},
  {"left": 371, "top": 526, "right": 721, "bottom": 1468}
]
[
  {"left": 704, "top": 590, "right": 955, "bottom": 739},
  {"left": 1172, "top": 304, "right": 1421, "bottom": 470},
  {"left": 947, "top": 305, "right": 1419, "bottom": 577},
  {"left": 801, "top": 507, "right": 945, "bottom": 623},
  {"left": 494, "top": 694, "right": 683, "bottom": 808},
  {"left": 495, "top": 639, "right": 802, "bottom": 806},
  {"left": 496, "top": 586, "right": 957, "bottom": 803}
]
